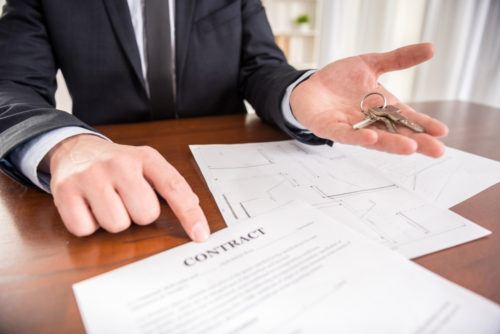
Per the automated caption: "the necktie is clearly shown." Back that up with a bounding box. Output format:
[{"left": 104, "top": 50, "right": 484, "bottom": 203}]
[{"left": 144, "top": 0, "right": 175, "bottom": 119}]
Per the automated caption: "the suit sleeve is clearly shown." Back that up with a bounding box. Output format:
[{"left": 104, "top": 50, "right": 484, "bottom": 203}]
[
  {"left": 238, "top": 0, "right": 329, "bottom": 145},
  {"left": 0, "top": 0, "right": 95, "bottom": 187}
]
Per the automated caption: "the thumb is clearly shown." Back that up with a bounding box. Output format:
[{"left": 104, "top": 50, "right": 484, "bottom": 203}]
[{"left": 365, "top": 42, "right": 435, "bottom": 75}]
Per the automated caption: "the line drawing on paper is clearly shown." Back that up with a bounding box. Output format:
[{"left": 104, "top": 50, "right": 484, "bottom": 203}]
[{"left": 190, "top": 141, "right": 491, "bottom": 258}]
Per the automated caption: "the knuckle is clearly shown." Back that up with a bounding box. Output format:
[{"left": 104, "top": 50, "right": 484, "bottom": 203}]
[
  {"left": 53, "top": 195, "right": 65, "bottom": 211},
  {"left": 138, "top": 145, "right": 156, "bottom": 154},
  {"left": 106, "top": 218, "right": 131, "bottom": 233},
  {"left": 63, "top": 215, "right": 98, "bottom": 237},
  {"left": 178, "top": 205, "right": 203, "bottom": 224},
  {"left": 134, "top": 203, "right": 161, "bottom": 225},
  {"left": 99, "top": 208, "right": 131, "bottom": 233},
  {"left": 175, "top": 193, "right": 201, "bottom": 218},
  {"left": 138, "top": 145, "right": 160, "bottom": 159},
  {"left": 106, "top": 154, "right": 136, "bottom": 173},
  {"left": 187, "top": 192, "right": 200, "bottom": 206},
  {"left": 167, "top": 175, "right": 189, "bottom": 193},
  {"left": 82, "top": 175, "right": 108, "bottom": 194},
  {"left": 52, "top": 179, "right": 75, "bottom": 200},
  {"left": 106, "top": 155, "right": 144, "bottom": 182},
  {"left": 80, "top": 163, "right": 107, "bottom": 185},
  {"left": 70, "top": 224, "right": 97, "bottom": 237}
]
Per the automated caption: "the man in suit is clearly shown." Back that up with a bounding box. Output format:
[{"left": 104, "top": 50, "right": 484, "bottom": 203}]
[{"left": 0, "top": 0, "right": 447, "bottom": 242}]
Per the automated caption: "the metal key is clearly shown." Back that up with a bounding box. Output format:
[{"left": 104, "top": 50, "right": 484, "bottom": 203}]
[
  {"left": 369, "top": 105, "right": 425, "bottom": 133},
  {"left": 353, "top": 115, "right": 377, "bottom": 129},
  {"left": 354, "top": 92, "right": 387, "bottom": 130},
  {"left": 354, "top": 92, "right": 425, "bottom": 134},
  {"left": 367, "top": 108, "right": 398, "bottom": 133},
  {"left": 353, "top": 105, "right": 397, "bottom": 132}
]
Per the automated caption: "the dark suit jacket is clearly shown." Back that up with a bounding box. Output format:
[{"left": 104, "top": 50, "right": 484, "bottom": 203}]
[{"left": 0, "top": 0, "right": 327, "bottom": 188}]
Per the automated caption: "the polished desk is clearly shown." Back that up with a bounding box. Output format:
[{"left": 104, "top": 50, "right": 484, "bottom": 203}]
[{"left": 0, "top": 101, "right": 499, "bottom": 333}]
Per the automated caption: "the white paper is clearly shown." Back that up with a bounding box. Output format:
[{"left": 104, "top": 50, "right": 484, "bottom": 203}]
[
  {"left": 73, "top": 202, "right": 500, "bottom": 334},
  {"left": 190, "top": 140, "right": 491, "bottom": 259},
  {"left": 333, "top": 143, "right": 500, "bottom": 208}
]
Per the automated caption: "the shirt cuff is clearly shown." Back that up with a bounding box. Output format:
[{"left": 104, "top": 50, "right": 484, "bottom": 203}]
[
  {"left": 281, "top": 70, "right": 316, "bottom": 132},
  {"left": 9, "top": 126, "right": 109, "bottom": 193}
]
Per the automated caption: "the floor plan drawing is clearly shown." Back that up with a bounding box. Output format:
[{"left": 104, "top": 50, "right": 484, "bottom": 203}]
[
  {"left": 191, "top": 141, "right": 491, "bottom": 259},
  {"left": 334, "top": 143, "right": 500, "bottom": 208}
]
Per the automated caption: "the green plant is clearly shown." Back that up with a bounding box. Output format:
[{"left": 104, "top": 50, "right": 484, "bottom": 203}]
[{"left": 295, "top": 14, "right": 310, "bottom": 25}]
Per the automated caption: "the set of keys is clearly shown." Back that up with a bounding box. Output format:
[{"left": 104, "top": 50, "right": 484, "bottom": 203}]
[{"left": 353, "top": 92, "right": 425, "bottom": 133}]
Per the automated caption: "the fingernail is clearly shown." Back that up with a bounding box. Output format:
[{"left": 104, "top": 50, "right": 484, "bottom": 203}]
[{"left": 191, "top": 222, "right": 210, "bottom": 242}]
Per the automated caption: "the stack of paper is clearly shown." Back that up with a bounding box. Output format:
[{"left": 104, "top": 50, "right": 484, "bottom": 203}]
[
  {"left": 333, "top": 143, "right": 500, "bottom": 208},
  {"left": 73, "top": 141, "right": 500, "bottom": 333},
  {"left": 74, "top": 202, "right": 500, "bottom": 333},
  {"left": 189, "top": 140, "right": 499, "bottom": 258}
]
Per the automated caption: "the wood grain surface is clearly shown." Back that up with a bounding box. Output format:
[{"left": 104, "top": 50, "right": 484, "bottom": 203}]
[{"left": 0, "top": 101, "right": 498, "bottom": 333}]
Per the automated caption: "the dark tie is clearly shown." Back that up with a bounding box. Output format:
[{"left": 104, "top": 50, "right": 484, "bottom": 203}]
[{"left": 144, "top": 0, "right": 175, "bottom": 119}]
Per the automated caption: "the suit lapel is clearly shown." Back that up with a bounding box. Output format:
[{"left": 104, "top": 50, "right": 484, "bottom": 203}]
[
  {"left": 175, "top": 0, "right": 196, "bottom": 81},
  {"left": 103, "top": 0, "right": 145, "bottom": 90}
]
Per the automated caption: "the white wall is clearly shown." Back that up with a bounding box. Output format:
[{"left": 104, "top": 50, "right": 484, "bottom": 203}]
[
  {"left": 318, "top": 0, "right": 426, "bottom": 104},
  {"left": 318, "top": 0, "right": 500, "bottom": 108}
]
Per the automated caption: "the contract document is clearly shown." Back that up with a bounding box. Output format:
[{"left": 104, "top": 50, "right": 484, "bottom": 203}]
[
  {"left": 190, "top": 140, "right": 491, "bottom": 259},
  {"left": 73, "top": 202, "right": 500, "bottom": 334}
]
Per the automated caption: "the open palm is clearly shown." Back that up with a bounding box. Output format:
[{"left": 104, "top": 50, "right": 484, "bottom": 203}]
[{"left": 290, "top": 43, "right": 448, "bottom": 157}]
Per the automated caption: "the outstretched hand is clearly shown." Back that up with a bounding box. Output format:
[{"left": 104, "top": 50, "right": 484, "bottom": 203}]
[{"left": 290, "top": 43, "right": 448, "bottom": 158}]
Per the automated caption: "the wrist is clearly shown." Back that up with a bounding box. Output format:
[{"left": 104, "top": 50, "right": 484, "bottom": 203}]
[
  {"left": 289, "top": 78, "right": 312, "bottom": 126},
  {"left": 47, "top": 134, "right": 107, "bottom": 174},
  {"left": 284, "top": 70, "right": 316, "bottom": 131}
]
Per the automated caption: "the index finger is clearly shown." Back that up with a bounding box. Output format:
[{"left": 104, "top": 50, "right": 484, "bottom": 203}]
[{"left": 140, "top": 147, "right": 210, "bottom": 242}]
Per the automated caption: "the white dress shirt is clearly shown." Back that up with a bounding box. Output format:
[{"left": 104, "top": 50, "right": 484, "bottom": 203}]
[{"left": 10, "top": 0, "right": 310, "bottom": 193}]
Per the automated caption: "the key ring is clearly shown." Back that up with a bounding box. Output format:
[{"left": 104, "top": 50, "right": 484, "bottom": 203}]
[{"left": 360, "top": 92, "right": 386, "bottom": 116}]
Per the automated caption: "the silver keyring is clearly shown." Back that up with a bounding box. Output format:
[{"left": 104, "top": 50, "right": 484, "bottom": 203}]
[{"left": 360, "top": 92, "right": 386, "bottom": 115}]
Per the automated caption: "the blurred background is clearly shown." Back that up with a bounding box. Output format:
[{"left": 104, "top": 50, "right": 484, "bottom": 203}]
[
  {"left": 265, "top": 0, "right": 499, "bottom": 109},
  {"left": 1, "top": 0, "right": 499, "bottom": 112}
]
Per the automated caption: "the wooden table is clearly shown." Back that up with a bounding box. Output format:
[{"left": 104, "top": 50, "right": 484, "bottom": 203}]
[{"left": 0, "top": 101, "right": 499, "bottom": 333}]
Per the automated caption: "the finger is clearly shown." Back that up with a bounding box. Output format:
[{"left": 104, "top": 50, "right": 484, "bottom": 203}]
[
  {"left": 407, "top": 132, "right": 446, "bottom": 158},
  {"left": 85, "top": 185, "right": 131, "bottom": 234},
  {"left": 141, "top": 148, "right": 210, "bottom": 242},
  {"left": 54, "top": 191, "right": 99, "bottom": 237},
  {"left": 114, "top": 173, "right": 160, "bottom": 226},
  {"left": 396, "top": 104, "right": 449, "bottom": 137},
  {"left": 392, "top": 124, "right": 446, "bottom": 157},
  {"left": 363, "top": 129, "right": 418, "bottom": 155},
  {"left": 321, "top": 122, "right": 379, "bottom": 146},
  {"left": 366, "top": 43, "right": 434, "bottom": 75},
  {"left": 308, "top": 112, "right": 379, "bottom": 145}
]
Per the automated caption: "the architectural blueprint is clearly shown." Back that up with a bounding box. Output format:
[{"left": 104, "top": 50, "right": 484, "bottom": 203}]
[
  {"left": 333, "top": 143, "right": 500, "bottom": 208},
  {"left": 190, "top": 140, "right": 492, "bottom": 259}
]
